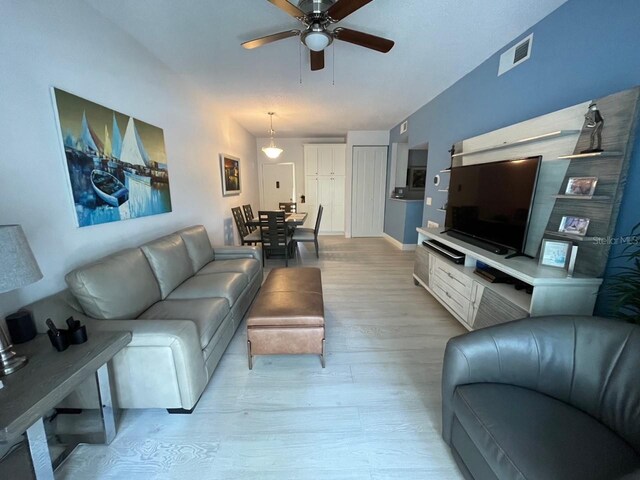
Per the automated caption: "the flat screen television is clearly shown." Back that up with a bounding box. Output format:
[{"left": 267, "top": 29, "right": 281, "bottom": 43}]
[{"left": 445, "top": 156, "right": 542, "bottom": 253}]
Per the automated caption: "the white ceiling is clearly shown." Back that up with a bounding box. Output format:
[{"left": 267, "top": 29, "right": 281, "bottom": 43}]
[{"left": 84, "top": 0, "right": 567, "bottom": 137}]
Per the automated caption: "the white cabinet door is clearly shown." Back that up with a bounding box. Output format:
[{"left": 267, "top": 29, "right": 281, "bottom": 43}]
[
  {"left": 332, "top": 145, "right": 346, "bottom": 176},
  {"left": 304, "top": 176, "right": 318, "bottom": 227},
  {"left": 317, "top": 176, "right": 333, "bottom": 231},
  {"left": 304, "top": 145, "right": 319, "bottom": 175},
  {"left": 351, "top": 146, "right": 388, "bottom": 237},
  {"left": 317, "top": 147, "right": 333, "bottom": 176}
]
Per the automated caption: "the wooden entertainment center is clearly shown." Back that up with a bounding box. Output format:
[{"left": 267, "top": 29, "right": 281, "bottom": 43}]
[{"left": 414, "top": 228, "right": 602, "bottom": 331}]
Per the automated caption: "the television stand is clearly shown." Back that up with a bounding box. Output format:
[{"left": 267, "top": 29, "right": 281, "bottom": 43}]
[
  {"left": 444, "top": 230, "right": 508, "bottom": 255},
  {"left": 414, "top": 227, "right": 602, "bottom": 332},
  {"left": 505, "top": 251, "right": 534, "bottom": 260}
]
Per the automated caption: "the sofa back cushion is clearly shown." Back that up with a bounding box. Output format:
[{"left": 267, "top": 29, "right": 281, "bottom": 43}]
[
  {"left": 177, "top": 225, "right": 214, "bottom": 272},
  {"left": 65, "top": 248, "right": 161, "bottom": 320},
  {"left": 141, "top": 234, "right": 195, "bottom": 298}
]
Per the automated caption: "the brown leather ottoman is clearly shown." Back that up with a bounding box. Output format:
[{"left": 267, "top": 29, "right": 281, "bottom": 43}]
[{"left": 246, "top": 267, "right": 325, "bottom": 369}]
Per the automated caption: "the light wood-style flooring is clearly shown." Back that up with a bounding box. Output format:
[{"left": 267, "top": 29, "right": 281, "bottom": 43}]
[{"left": 57, "top": 237, "right": 466, "bottom": 479}]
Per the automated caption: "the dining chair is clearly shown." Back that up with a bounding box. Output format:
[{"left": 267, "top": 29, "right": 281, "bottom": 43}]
[
  {"left": 278, "top": 202, "right": 297, "bottom": 213},
  {"left": 258, "top": 210, "right": 292, "bottom": 267},
  {"left": 242, "top": 204, "right": 256, "bottom": 232},
  {"left": 292, "top": 204, "right": 323, "bottom": 259},
  {"left": 231, "top": 207, "right": 261, "bottom": 246}
]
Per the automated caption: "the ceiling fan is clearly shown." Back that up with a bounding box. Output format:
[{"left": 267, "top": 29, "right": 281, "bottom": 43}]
[{"left": 241, "top": 0, "right": 395, "bottom": 71}]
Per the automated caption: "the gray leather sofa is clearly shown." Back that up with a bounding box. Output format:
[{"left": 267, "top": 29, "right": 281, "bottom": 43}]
[
  {"left": 442, "top": 316, "right": 640, "bottom": 480},
  {"left": 26, "top": 225, "right": 262, "bottom": 412}
]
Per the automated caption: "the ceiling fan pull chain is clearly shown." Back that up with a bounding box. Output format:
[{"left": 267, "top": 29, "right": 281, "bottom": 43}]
[
  {"left": 299, "top": 40, "right": 303, "bottom": 84},
  {"left": 332, "top": 42, "right": 335, "bottom": 86}
]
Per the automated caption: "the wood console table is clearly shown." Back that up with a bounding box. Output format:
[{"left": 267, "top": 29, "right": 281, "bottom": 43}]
[{"left": 0, "top": 331, "right": 131, "bottom": 479}]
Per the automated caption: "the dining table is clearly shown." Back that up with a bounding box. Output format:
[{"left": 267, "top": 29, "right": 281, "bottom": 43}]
[
  {"left": 245, "top": 212, "right": 308, "bottom": 229},
  {"left": 245, "top": 212, "right": 308, "bottom": 260}
]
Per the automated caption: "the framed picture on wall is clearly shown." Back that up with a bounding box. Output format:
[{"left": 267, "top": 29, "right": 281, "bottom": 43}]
[
  {"left": 565, "top": 177, "right": 598, "bottom": 196},
  {"left": 220, "top": 153, "right": 240, "bottom": 196},
  {"left": 539, "top": 239, "right": 573, "bottom": 269},
  {"left": 558, "top": 216, "right": 590, "bottom": 236}
]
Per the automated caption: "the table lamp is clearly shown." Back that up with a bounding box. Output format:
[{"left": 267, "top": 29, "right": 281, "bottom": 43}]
[{"left": 0, "top": 225, "right": 43, "bottom": 376}]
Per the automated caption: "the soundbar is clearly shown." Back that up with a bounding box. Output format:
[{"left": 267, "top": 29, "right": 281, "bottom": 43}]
[
  {"left": 445, "top": 230, "right": 508, "bottom": 255},
  {"left": 422, "top": 239, "right": 465, "bottom": 264}
]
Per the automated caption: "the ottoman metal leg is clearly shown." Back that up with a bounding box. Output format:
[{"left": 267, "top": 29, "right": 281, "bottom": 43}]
[
  {"left": 320, "top": 338, "right": 326, "bottom": 368},
  {"left": 247, "top": 340, "right": 253, "bottom": 370}
]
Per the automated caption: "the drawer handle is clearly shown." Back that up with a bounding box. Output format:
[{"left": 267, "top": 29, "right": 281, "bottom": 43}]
[
  {"left": 447, "top": 272, "right": 454, "bottom": 279},
  {"left": 445, "top": 292, "right": 452, "bottom": 299}
]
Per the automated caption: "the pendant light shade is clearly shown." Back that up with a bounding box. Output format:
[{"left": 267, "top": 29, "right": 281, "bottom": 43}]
[{"left": 261, "top": 112, "right": 283, "bottom": 159}]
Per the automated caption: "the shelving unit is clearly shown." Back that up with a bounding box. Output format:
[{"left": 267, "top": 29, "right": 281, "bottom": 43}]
[
  {"left": 552, "top": 195, "right": 610, "bottom": 201},
  {"left": 557, "top": 151, "right": 622, "bottom": 159},
  {"left": 451, "top": 130, "right": 580, "bottom": 158},
  {"left": 543, "top": 230, "right": 596, "bottom": 242}
]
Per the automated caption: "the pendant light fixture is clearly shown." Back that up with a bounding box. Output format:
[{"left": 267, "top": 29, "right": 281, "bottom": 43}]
[{"left": 262, "top": 112, "right": 283, "bottom": 159}]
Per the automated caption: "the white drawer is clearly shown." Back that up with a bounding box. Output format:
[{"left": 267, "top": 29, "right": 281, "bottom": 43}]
[
  {"left": 431, "top": 276, "right": 471, "bottom": 321},
  {"left": 433, "top": 259, "right": 473, "bottom": 299}
]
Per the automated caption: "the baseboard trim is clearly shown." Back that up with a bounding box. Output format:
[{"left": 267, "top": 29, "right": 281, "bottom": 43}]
[{"left": 383, "top": 233, "right": 417, "bottom": 251}]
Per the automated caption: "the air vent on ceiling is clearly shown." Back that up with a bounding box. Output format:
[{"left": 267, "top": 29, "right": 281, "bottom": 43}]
[
  {"left": 400, "top": 120, "right": 408, "bottom": 134},
  {"left": 498, "top": 33, "right": 533, "bottom": 76}
]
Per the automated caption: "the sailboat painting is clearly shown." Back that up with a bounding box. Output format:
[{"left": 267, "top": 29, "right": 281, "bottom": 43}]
[{"left": 53, "top": 88, "right": 172, "bottom": 227}]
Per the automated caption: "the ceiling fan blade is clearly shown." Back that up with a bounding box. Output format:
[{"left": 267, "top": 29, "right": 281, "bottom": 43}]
[
  {"left": 267, "top": 0, "right": 306, "bottom": 19},
  {"left": 242, "top": 30, "right": 300, "bottom": 49},
  {"left": 310, "top": 49, "right": 325, "bottom": 71},
  {"left": 326, "top": 0, "right": 374, "bottom": 21},
  {"left": 333, "top": 28, "right": 394, "bottom": 53}
]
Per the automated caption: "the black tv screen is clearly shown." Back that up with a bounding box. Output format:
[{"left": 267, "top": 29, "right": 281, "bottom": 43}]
[{"left": 445, "top": 156, "right": 542, "bottom": 252}]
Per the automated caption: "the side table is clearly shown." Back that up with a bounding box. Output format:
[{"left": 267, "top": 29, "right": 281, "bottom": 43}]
[{"left": 0, "top": 330, "right": 131, "bottom": 479}]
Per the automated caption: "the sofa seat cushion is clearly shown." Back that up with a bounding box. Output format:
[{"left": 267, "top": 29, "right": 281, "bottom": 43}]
[
  {"left": 65, "top": 248, "right": 161, "bottom": 320},
  {"left": 453, "top": 383, "right": 640, "bottom": 480},
  {"left": 139, "top": 298, "right": 230, "bottom": 349},
  {"left": 141, "top": 234, "right": 195, "bottom": 299},
  {"left": 167, "top": 272, "right": 247, "bottom": 307},
  {"left": 196, "top": 258, "right": 261, "bottom": 281}
]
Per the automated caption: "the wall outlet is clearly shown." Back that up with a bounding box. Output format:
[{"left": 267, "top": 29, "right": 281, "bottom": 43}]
[
  {"left": 427, "top": 221, "right": 439, "bottom": 228},
  {"left": 426, "top": 197, "right": 432, "bottom": 206}
]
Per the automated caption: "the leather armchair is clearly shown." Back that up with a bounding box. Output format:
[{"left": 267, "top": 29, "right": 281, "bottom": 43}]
[{"left": 442, "top": 316, "right": 640, "bottom": 480}]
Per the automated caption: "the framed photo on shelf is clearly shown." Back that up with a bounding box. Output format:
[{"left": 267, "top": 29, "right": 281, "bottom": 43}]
[
  {"left": 539, "top": 239, "right": 573, "bottom": 269},
  {"left": 558, "top": 216, "right": 590, "bottom": 236},
  {"left": 565, "top": 177, "right": 598, "bottom": 196},
  {"left": 219, "top": 153, "right": 240, "bottom": 196}
]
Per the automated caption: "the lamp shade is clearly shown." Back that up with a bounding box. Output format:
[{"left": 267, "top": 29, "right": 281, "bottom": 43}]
[
  {"left": 304, "top": 31, "right": 331, "bottom": 52},
  {"left": 262, "top": 145, "right": 284, "bottom": 159},
  {"left": 0, "top": 225, "right": 43, "bottom": 294}
]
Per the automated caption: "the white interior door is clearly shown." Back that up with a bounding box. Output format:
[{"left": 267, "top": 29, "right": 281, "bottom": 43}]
[
  {"left": 351, "top": 146, "right": 388, "bottom": 237},
  {"left": 262, "top": 163, "right": 295, "bottom": 211}
]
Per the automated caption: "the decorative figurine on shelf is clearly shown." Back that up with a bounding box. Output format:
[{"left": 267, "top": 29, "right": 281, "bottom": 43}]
[
  {"left": 446, "top": 144, "right": 456, "bottom": 170},
  {"left": 581, "top": 103, "right": 604, "bottom": 153}
]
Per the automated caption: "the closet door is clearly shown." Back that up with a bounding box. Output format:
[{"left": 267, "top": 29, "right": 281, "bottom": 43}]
[
  {"left": 304, "top": 145, "right": 319, "bottom": 175},
  {"left": 317, "top": 147, "right": 333, "bottom": 176},
  {"left": 351, "top": 146, "right": 388, "bottom": 237},
  {"left": 332, "top": 145, "right": 346, "bottom": 176},
  {"left": 317, "top": 176, "right": 333, "bottom": 231},
  {"left": 331, "top": 176, "right": 345, "bottom": 232},
  {"left": 304, "top": 176, "right": 318, "bottom": 227}
]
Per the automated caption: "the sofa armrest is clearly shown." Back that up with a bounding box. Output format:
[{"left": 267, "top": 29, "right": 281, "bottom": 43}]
[
  {"left": 88, "top": 318, "right": 207, "bottom": 409},
  {"left": 214, "top": 245, "right": 262, "bottom": 263}
]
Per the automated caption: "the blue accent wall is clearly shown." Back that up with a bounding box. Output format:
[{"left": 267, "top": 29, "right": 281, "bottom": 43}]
[{"left": 389, "top": 0, "right": 640, "bottom": 314}]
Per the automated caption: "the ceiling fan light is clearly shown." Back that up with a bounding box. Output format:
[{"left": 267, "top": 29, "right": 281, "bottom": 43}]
[{"left": 304, "top": 31, "right": 331, "bottom": 51}]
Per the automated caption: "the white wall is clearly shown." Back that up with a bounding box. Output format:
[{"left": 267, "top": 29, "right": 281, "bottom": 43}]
[
  {"left": 0, "top": 0, "right": 259, "bottom": 317},
  {"left": 345, "top": 131, "right": 390, "bottom": 237},
  {"left": 256, "top": 136, "right": 344, "bottom": 211}
]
